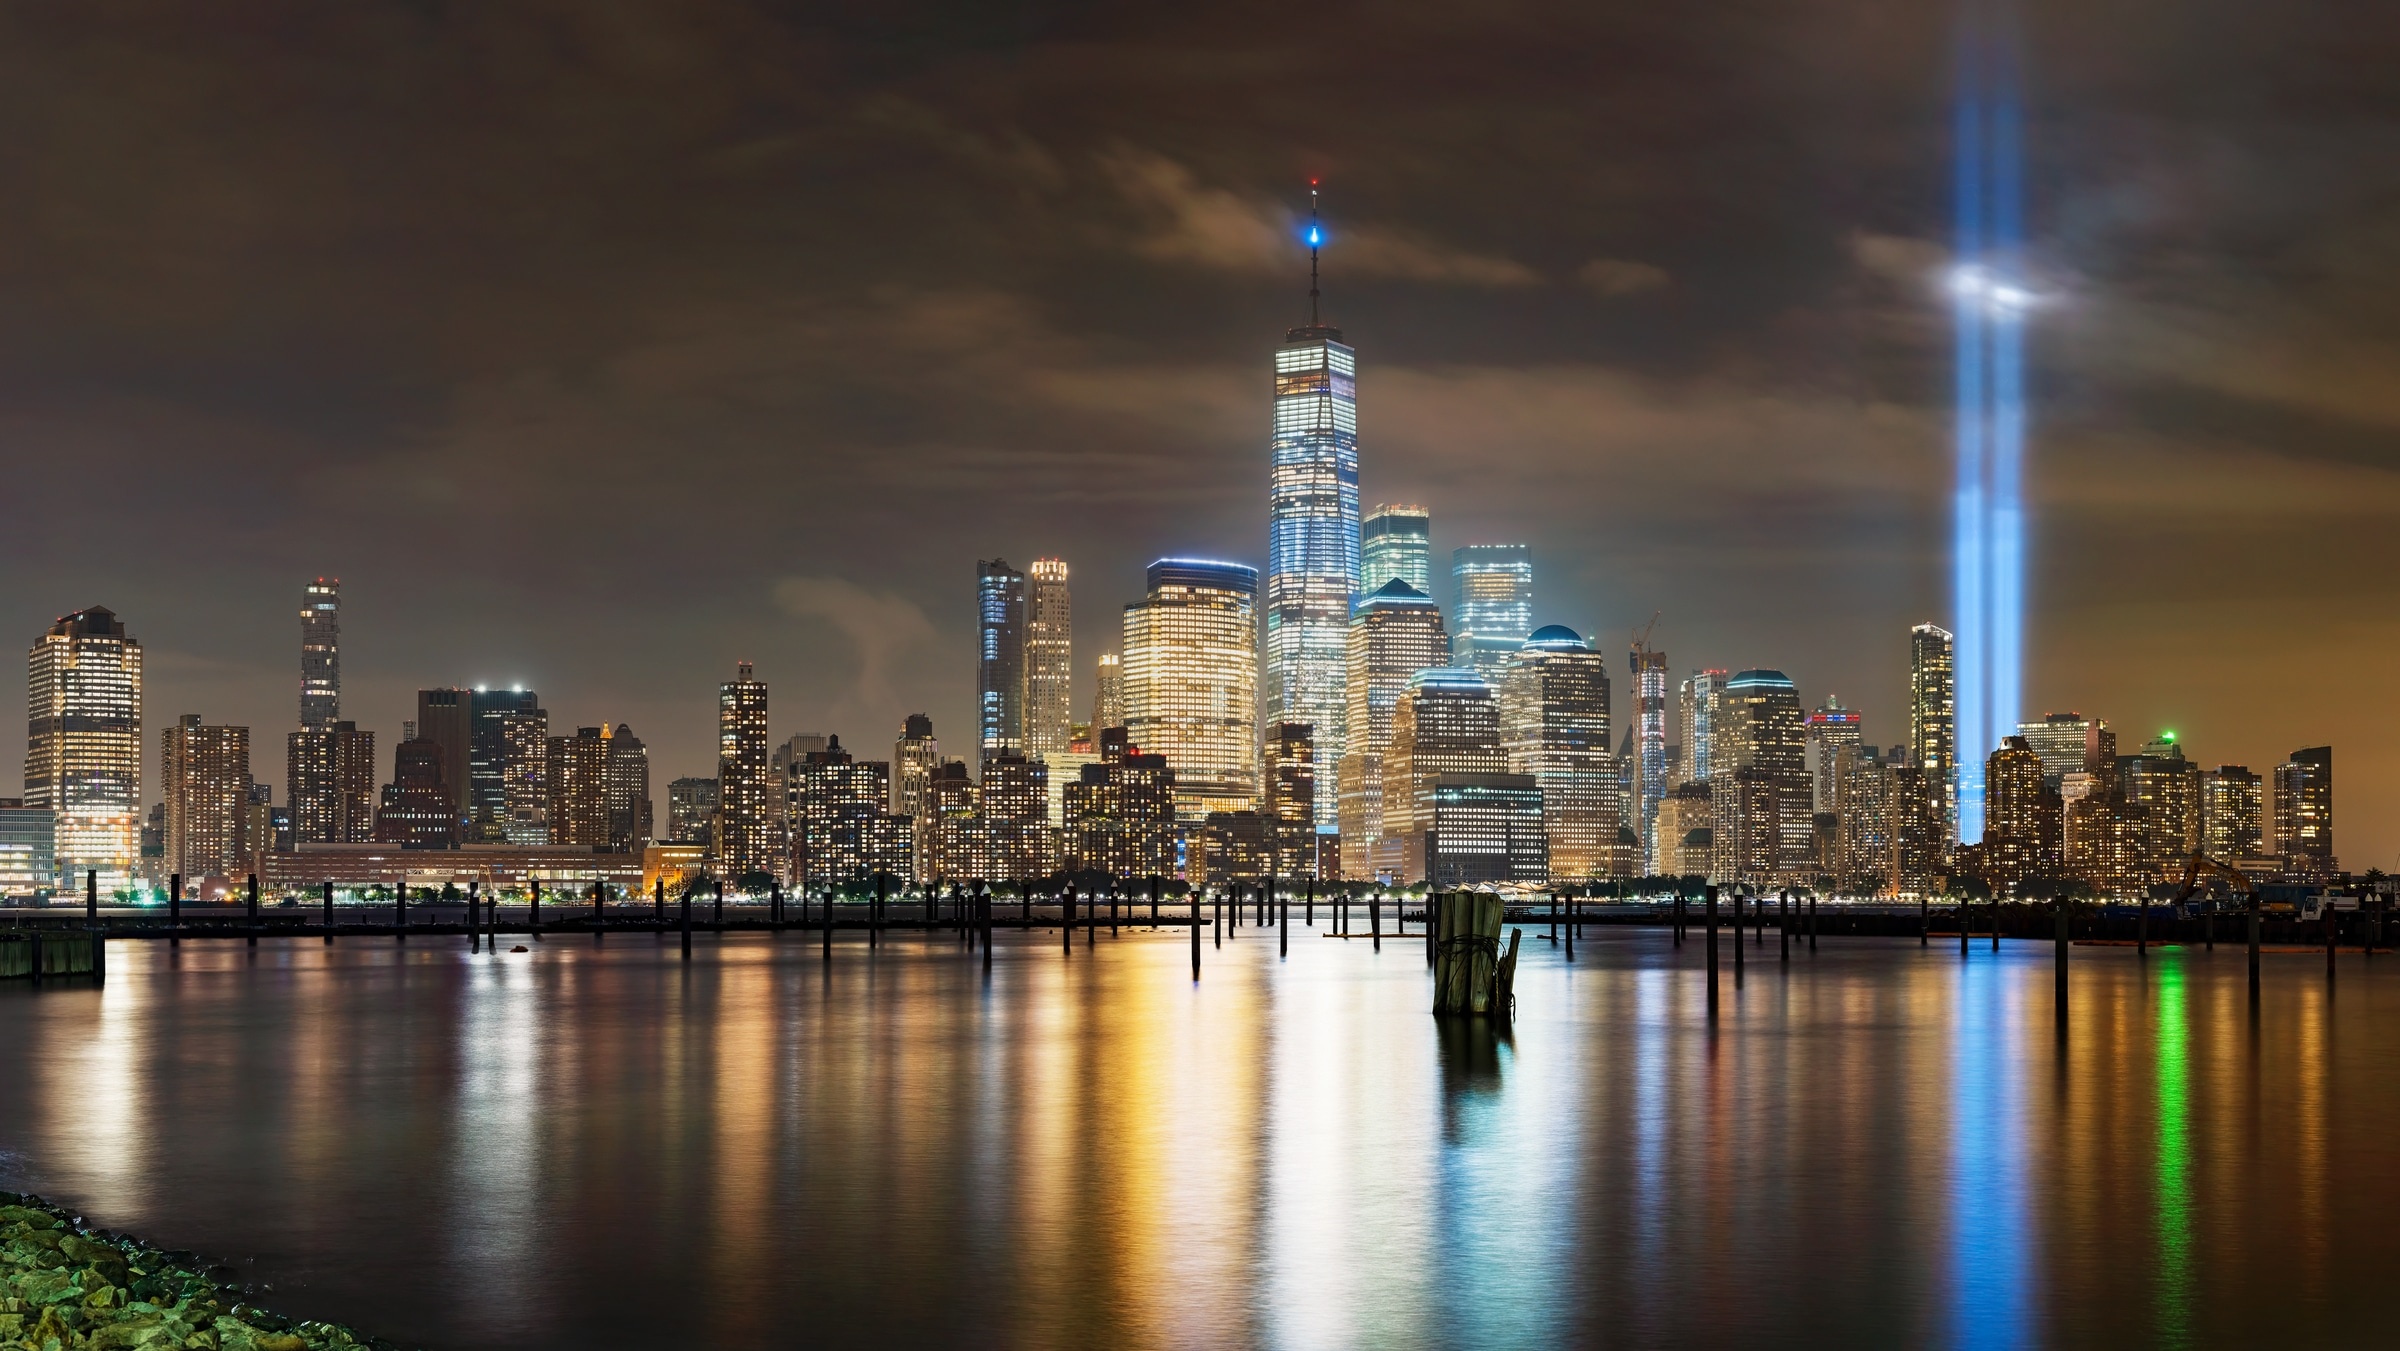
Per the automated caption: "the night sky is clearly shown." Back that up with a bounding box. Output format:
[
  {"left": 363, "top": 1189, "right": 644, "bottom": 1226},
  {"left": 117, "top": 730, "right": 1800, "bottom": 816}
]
[{"left": 2, "top": 3, "right": 2392, "bottom": 863}]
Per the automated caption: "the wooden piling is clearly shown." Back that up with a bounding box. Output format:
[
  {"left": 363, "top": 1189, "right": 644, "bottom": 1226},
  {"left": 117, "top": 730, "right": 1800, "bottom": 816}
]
[
  {"left": 1064, "top": 882, "right": 1075, "bottom": 956},
  {"left": 1673, "top": 892, "right": 1684, "bottom": 946},
  {"left": 1111, "top": 884, "right": 1119, "bottom": 937},
  {"left": 1563, "top": 890, "right": 1573, "bottom": 963},
  {"left": 680, "top": 881, "right": 692, "bottom": 959},
  {"left": 655, "top": 876, "right": 665, "bottom": 927},
  {"left": 529, "top": 878, "right": 541, "bottom": 940},
  {"left": 238, "top": 872, "right": 254, "bottom": 946},
  {"left": 323, "top": 880, "right": 334, "bottom": 944},
  {"left": 470, "top": 879, "right": 481, "bottom": 953},
  {"left": 1705, "top": 885, "right": 1720, "bottom": 1016},
  {"left": 1732, "top": 890, "right": 1743, "bottom": 985},
  {"left": 1213, "top": 892, "right": 1222, "bottom": 949},
  {"left": 1959, "top": 895, "right": 1968, "bottom": 958},
  {"left": 717, "top": 879, "right": 727, "bottom": 930},
  {"left": 169, "top": 872, "right": 180, "bottom": 944},
  {"left": 1370, "top": 892, "right": 1381, "bottom": 952},
  {"left": 1304, "top": 877, "right": 1313, "bottom": 927},
  {"left": 1151, "top": 875, "right": 1161, "bottom": 927},
  {"left": 2137, "top": 897, "right": 2148, "bottom": 958},
  {"left": 820, "top": 877, "right": 831, "bottom": 957},
  {"left": 593, "top": 877, "right": 604, "bottom": 935},
  {"left": 1550, "top": 892, "right": 1559, "bottom": 945},
  {"left": 1191, "top": 891, "right": 1201, "bottom": 979},
  {"left": 2326, "top": 899, "right": 2337, "bottom": 982},
  {"left": 1280, "top": 889, "right": 1288, "bottom": 958},
  {"left": 1991, "top": 898, "right": 2000, "bottom": 953},
  {"left": 874, "top": 873, "right": 886, "bottom": 949},
  {"left": 2248, "top": 898, "right": 2261, "bottom": 1008},
  {"left": 1807, "top": 892, "right": 1817, "bottom": 952},
  {"left": 86, "top": 869, "right": 96, "bottom": 923},
  {"left": 1919, "top": 893, "right": 1928, "bottom": 946}
]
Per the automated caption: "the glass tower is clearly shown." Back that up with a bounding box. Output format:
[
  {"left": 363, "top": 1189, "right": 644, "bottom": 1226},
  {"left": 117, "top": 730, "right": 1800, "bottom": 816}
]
[
  {"left": 1123, "top": 559, "right": 1260, "bottom": 823},
  {"left": 300, "top": 578, "right": 340, "bottom": 730},
  {"left": 1266, "top": 284, "right": 1360, "bottom": 829},
  {"left": 976, "top": 559, "right": 1027, "bottom": 774},
  {"left": 26, "top": 606, "right": 143, "bottom": 893},
  {"left": 1361, "top": 504, "right": 1432, "bottom": 596},
  {"left": 1450, "top": 544, "right": 1533, "bottom": 680},
  {"left": 1025, "top": 559, "right": 1073, "bottom": 764}
]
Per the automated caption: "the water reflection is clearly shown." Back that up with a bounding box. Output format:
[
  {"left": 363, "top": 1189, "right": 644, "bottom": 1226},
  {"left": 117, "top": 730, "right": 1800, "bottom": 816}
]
[{"left": 2, "top": 933, "right": 2398, "bottom": 1348}]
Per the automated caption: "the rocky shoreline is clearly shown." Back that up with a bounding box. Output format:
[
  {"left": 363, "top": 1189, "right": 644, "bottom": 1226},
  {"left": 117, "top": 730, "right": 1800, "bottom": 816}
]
[{"left": 1, "top": 1194, "right": 397, "bottom": 1350}]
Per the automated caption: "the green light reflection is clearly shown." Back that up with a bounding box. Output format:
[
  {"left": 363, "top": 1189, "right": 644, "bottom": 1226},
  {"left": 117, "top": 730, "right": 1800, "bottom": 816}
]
[{"left": 2155, "top": 961, "right": 2192, "bottom": 1347}]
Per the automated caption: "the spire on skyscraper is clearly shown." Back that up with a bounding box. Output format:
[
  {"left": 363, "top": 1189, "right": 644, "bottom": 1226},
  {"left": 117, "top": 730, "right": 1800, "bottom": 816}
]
[{"left": 1307, "top": 178, "right": 1322, "bottom": 326}]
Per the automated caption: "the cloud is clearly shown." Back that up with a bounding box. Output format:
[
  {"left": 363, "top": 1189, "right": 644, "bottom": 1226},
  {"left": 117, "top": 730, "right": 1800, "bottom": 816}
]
[
  {"left": 1848, "top": 231, "right": 1946, "bottom": 287},
  {"left": 1098, "top": 145, "right": 1539, "bottom": 286},
  {"left": 1576, "top": 257, "right": 1670, "bottom": 296},
  {"left": 771, "top": 577, "right": 940, "bottom": 721}
]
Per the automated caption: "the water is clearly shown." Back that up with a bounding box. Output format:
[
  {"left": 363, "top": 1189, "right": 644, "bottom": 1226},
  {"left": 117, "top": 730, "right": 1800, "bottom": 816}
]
[{"left": 1, "top": 922, "right": 2394, "bottom": 1349}]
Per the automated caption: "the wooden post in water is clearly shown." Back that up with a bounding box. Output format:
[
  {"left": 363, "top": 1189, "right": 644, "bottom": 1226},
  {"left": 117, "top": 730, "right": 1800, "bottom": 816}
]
[
  {"left": 1213, "top": 891, "right": 1222, "bottom": 948},
  {"left": 2248, "top": 897, "right": 2262, "bottom": 1008},
  {"left": 2054, "top": 894, "right": 2070, "bottom": 1027},
  {"left": 1304, "top": 877, "right": 1314, "bottom": 927},
  {"left": 655, "top": 877, "right": 665, "bottom": 927},
  {"left": 1111, "top": 883, "right": 1119, "bottom": 937},
  {"left": 981, "top": 886, "right": 993, "bottom": 971},
  {"left": 1063, "top": 882, "right": 1075, "bottom": 956},
  {"left": 470, "top": 879, "right": 481, "bottom": 953},
  {"left": 1808, "top": 892, "right": 1818, "bottom": 953},
  {"left": 1780, "top": 889, "right": 1790, "bottom": 962},
  {"left": 1705, "top": 885, "right": 1720, "bottom": 1017},
  {"left": 169, "top": 872, "right": 180, "bottom": 945},
  {"left": 2326, "top": 898, "right": 2337, "bottom": 983},
  {"left": 1920, "top": 893, "right": 1929, "bottom": 947},
  {"left": 323, "top": 880, "right": 334, "bottom": 944},
  {"left": 2204, "top": 903, "right": 2214, "bottom": 951},
  {"left": 1023, "top": 881, "right": 1032, "bottom": 928},
  {"left": 1992, "top": 897, "right": 2000, "bottom": 953},
  {"left": 1191, "top": 890, "right": 1201, "bottom": 979},
  {"left": 1673, "top": 892, "right": 1684, "bottom": 946},
  {"left": 1280, "top": 888, "right": 1289, "bottom": 958},
  {"left": 1563, "top": 889, "right": 1573, "bottom": 963},
  {"left": 680, "top": 881, "right": 692, "bottom": 960},
  {"left": 87, "top": 868, "right": 96, "bottom": 923},
  {"left": 592, "top": 877, "right": 604, "bottom": 935},
  {"left": 1959, "top": 893, "right": 1969, "bottom": 958},
  {"left": 247, "top": 873, "right": 260, "bottom": 948},
  {"left": 2137, "top": 896, "right": 2147, "bottom": 959},
  {"left": 529, "top": 878, "right": 541, "bottom": 940},
  {"left": 874, "top": 873, "right": 886, "bottom": 950},
  {"left": 820, "top": 876, "right": 832, "bottom": 957},
  {"left": 1370, "top": 892, "right": 1381, "bottom": 952},
  {"left": 1732, "top": 889, "right": 1743, "bottom": 986},
  {"left": 769, "top": 879, "right": 781, "bottom": 929},
  {"left": 1151, "top": 875, "right": 1161, "bottom": 927}
]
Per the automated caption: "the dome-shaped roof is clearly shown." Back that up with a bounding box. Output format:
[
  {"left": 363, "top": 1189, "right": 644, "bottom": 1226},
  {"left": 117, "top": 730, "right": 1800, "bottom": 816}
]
[{"left": 1528, "top": 623, "right": 1583, "bottom": 643}]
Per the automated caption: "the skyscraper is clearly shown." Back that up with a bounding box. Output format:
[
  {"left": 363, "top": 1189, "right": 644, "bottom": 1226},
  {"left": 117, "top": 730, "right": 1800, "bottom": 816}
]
[
  {"left": 1092, "top": 652, "right": 1123, "bottom": 732},
  {"left": 976, "top": 559, "right": 1027, "bottom": 773},
  {"left": 1265, "top": 215, "right": 1361, "bottom": 824},
  {"left": 1338, "top": 578, "right": 1449, "bottom": 879},
  {"left": 1980, "top": 736, "right": 2056, "bottom": 890},
  {"left": 469, "top": 688, "right": 545, "bottom": 841},
  {"left": 162, "top": 715, "right": 249, "bottom": 883},
  {"left": 547, "top": 726, "right": 613, "bottom": 848},
  {"left": 1450, "top": 544, "right": 1533, "bottom": 680},
  {"left": 415, "top": 688, "right": 473, "bottom": 829},
  {"left": 2199, "top": 765, "right": 2263, "bottom": 862},
  {"left": 1026, "top": 559, "right": 1073, "bottom": 764},
  {"left": 891, "top": 711, "right": 940, "bottom": 818},
  {"left": 1629, "top": 639, "right": 1669, "bottom": 871},
  {"left": 1264, "top": 722, "right": 1317, "bottom": 877},
  {"left": 1500, "top": 626, "right": 1617, "bottom": 881},
  {"left": 2016, "top": 712, "right": 2091, "bottom": 784},
  {"left": 1715, "top": 669, "right": 1809, "bottom": 885},
  {"left": 1122, "top": 558, "right": 1259, "bottom": 822},
  {"left": 604, "top": 723, "right": 652, "bottom": 851},
  {"left": 1804, "top": 700, "right": 1863, "bottom": 814},
  {"left": 374, "top": 738, "right": 460, "bottom": 850},
  {"left": 1386, "top": 668, "right": 1543, "bottom": 886},
  {"left": 300, "top": 578, "right": 340, "bottom": 730},
  {"left": 288, "top": 721, "right": 375, "bottom": 845},
  {"left": 667, "top": 776, "right": 719, "bottom": 846},
  {"left": 791, "top": 736, "right": 913, "bottom": 884},
  {"left": 27, "top": 607, "right": 144, "bottom": 893},
  {"left": 716, "top": 662, "right": 777, "bottom": 878},
  {"left": 2273, "top": 746, "right": 2334, "bottom": 876},
  {"left": 1676, "top": 669, "right": 1729, "bottom": 785},
  {"left": 1908, "top": 623, "right": 1957, "bottom": 845},
  {"left": 1361, "top": 503, "right": 1432, "bottom": 595}
]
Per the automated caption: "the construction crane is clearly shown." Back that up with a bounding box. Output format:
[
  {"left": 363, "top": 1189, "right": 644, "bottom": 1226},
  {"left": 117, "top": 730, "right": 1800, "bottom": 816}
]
[{"left": 1630, "top": 610, "right": 1660, "bottom": 661}]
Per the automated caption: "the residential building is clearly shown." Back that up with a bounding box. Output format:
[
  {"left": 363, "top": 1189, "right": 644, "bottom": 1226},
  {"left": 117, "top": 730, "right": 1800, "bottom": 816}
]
[
  {"left": 546, "top": 726, "right": 613, "bottom": 849},
  {"left": 1449, "top": 544, "right": 1532, "bottom": 681},
  {"left": 1908, "top": 623, "right": 1957, "bottom": 846},
  {"left": 300, "top": 578, "right": 340, "bottom": 729},
  {"left": 1061, "top": 727, "right": 1178, "bottom": 880},
  {"left": 977, "top": 559, "right": 1027, "bottom": 772},
  {"left": 26, "top": 606, "right": 144, "bottom": 893},
  {"left": 1122, "top": 558, "right": 1259, "bottom": 821},
  {"left": 1265, "top": 301, "right": 1361, "bottom": 828},
  {"left": 2199, "top": 765, "right": 2264, "bottom": 862},
  {"left": 714, "top": 662, "right": 778, "bottom": 878},
  {"left": 2273, "top": 746, "right": 2335, "bottom": 877},
  {"left": 1714, "top": 670, "right": 1810, "bottom": 885},
  {"left": 468, "top": 689, "right": 546, "bottom": 842},
  {"left": 1676, "top": 669, "right": 1729, "bottom": 786},
  {"left": 892, "top": 713, "right": 941, "bottom": 820},
  {"left": 162, "top": 714, "right": 250, "bottom": 883},
  {"left": 1977, "top": 736, "right": 2058, "bottom": 891},
  {"left": 1804, "top": 700, "right": 1863, "bottom": 814},
  {"left": 1195, "top": 811, "right": 1274, "bottom": 885},
  {"left": 1043, "top": 724, "right": 1100, "bottom": 828},
  {"left": 1338, "top": 578, "right": 1449, "bottom": 880},
  {"left": 1092, "top": 652, "right": 1123, "bottom": 733},
  {"left": 1026, "top": 559, "right": 1073, "bottom": 764},
  {"left": 1263, "top": 721, "right": 1317, "bottom": 878},
  {"left": 1629, "top": 641, "right": 1669, "bottom": 872},
  {"left": 666, "top": 777, "right": 718, "bottom": 846},
  {"left": 1361, "top": 503, "right": 1433, "bottom": 596},
  {"left": 790, "top": 736, "right": 912, "bottom": 884},
  {"left": 605, "top": 724, "right": 652, "bottom": 851},
  {"left": 374, "top": 738, "right": 461, "bottom": 849},
  {"left": 290, "top": 721, "right": 376, "bottom": 846},
  {"left": 2121, "top": 734, "right": 2200, "bottom": 885},
  {"left": 1500, "top": 625, "right": 1617, "bottom": 881},
  {"left": 1654, "top": 780, "right": 1713, "bottom": 880}
]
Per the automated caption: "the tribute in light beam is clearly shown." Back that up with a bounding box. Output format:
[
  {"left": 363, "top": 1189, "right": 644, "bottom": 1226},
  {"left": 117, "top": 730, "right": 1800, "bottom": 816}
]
[{"left": 1949, "top": 5, "right": 2027, "bottom": 846}]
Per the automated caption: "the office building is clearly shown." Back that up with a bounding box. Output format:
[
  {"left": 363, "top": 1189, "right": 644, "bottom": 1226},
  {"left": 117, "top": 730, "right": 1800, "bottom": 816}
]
[
  {"left": 1450, "top": 544, "right": 1533, "bottom": 680},
  {"left": 1043, "top": 724, "right": 1100, "bottom": 828},
  {"left": 925, "top": 752, "right": 1048, "bottom": 882},
  {"left": 1195, "top": 811, "right": 1275, "bottom": 885},
  {"left": 0, "top": 799, "right": 56, "bottom": 899},
  {"left": 1675, "top": 669, "right": 1729, "bottom": 786},
  {"left": 1092, "top": 652, "right": 1124, "bottom": 733},
  {"left": 26, "top": 607, "right": 144, "bottom": 893},
  {"left": 1908, "top": 623, "right": 1957, "bottom": 846},
  {"left": 415, "top": 689, "right": 474, "bottom": 826},
  {"left": 604, "top": 724, "right": 652, "bottom": 851},
  {"left": 1831, "top": 747, "right": 1895, "bottom": 895},
  {"left": 241, "top": 783, "right": 276, "bottom": 877},
  {"left": 1890, "top": 764, "right": 1946, "bottom": 897},
  {"left": 1338, "top": 579, "right": 1449, "bottom": 880},
  {"left": 1265, "top": 284, "right": 1361, "bottom": 828},
  {"left": 1500, "top": 626, "right": 1617, "bottom": 881},
  {"left": 1630, "top": 640, "right": 1669, "bottom": 871},
  {"left": 976, "top": 559, "right": 1027, "bottom": 772},
  {"left": 791, "top": 736, "right": 912, "bottom": 883},
  {"left": 1263, "top": 722, "right": 1317, "bottom": 878},
  {"left": 1978, "top": 736, "right": 2057, "bottom": 891},
  {"left": 1361, "top": 504, "right": 1433, "bottom": 595},
  {"left": 892, "top": 712, "right": 940, "bottom": 818},
  {"left": 715, "top": 662, "right": 778, "bottom": 878},
  {"left": 2121, "top": 734, "right": 2199, "bottom": 884},
  {"left": 162, "top": 715, "right": 251, "bottom": 883},
  {"left": 772, "top": 733, "right": 828, "bottom": 836},
  {"left": 374, "top": 738, "right": 461, "bottom": 849},
  {"left": 1384, "top": 668, "right": 1516, "bottom": 881},
  {"left": 290, "top": 722, "right": 375, "bottom": 847},
  {"left": 1061, "top": 729, "right": 1179, "bottom": 879},
  {"left": 2016, "top": 712, "right": 2091, "bottom": 785},
  {"left": 919, "top": 760, "right": 979, "bottom": 881},
  {"left": 1122, "top": 558, "right": 1259, "bottom": 821},
  {"left": 545, "top": 726, "right": 613, "bottom": 849},
  {"left": 2199, "top": 765, "right": 2264, "bottom": 862},
  {"left": 1804, "top": 700, "right": 1863, "bottom": 814},
  {"left": 667, "top": 777, "right": 718, "bottom": 846},
  {"left": 469, "top": 688, "right": 546, "bottom": 842},
  {"left": 2273, "top": 746, "right": 2335, "bottom": 876},
  {"left": 1712, "top": 669, "right": 1809, "bottom": 885},
  {"left": 1653, "top": 780, "right": 1713, "bottom": 879},
  {"left": 1026, "top": 559, "right": 1073, "bottom": 764},
  {"left": 300, "top": 578, "right": 340, "bottom": 729}
]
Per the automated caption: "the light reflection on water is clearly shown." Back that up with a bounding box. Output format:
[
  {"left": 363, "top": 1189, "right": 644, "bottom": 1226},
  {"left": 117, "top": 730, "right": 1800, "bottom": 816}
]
[{"left": 2, "top": 929, "right": 2398, "bottom": 1349}]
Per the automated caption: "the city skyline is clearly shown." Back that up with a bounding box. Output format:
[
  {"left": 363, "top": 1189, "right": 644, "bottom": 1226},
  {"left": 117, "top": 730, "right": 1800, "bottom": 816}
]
[{"left": 0, "top": 5, "right": 2387, "bottom": 865}]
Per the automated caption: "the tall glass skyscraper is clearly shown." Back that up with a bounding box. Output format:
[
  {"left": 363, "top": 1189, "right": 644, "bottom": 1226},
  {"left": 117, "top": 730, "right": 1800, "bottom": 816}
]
[
  {"left": 1266, "top": 227, "right": 1360, "bottom": 828},
  {"left": 1361, "top": 504, "right": 1431, "bottom": 596},
  {"left": 300, "top": 577, "right": 340, "bottom": 730},
  {"left": 1025, "top": 559, "right": 1072, "bottom": 764},
  {"left": 26, "top": 607, "right": 143, "bottom": 893},
  {"left": 1450, "top": 544, "right": 1532, "bottom": 680},
  {"left": 976, "top": 559, "right": 1027, "bottom": 774},
  {"left": 1123, "top": 558, "right": 1259, "bottom": 822}
]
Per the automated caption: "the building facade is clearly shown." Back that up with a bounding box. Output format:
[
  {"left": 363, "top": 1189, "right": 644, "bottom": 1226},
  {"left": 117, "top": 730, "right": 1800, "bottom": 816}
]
[
  {"left": 26, "top": 607, "right": 144, "bottom": 893},
  {"left": 715, "top": 662, "right": 778, "bottom": 877},
  {"left": 1061, "top": 727, "right": 1178, "bottom": 880},
  {"left": 546, "top": 726, "right": 614, "bottom": 849},
  {"left": 1908, "top": 623, "right": 1957, "bottom": 847},
  {"left": 289, "top": 721, "right": 376, "bottom": 846},
  {"left": 977, "top": 559, "right": 1027, "bottom": 773},
  {"left": 1676, "top": 668, "right": 1729, "bottom": 786},
  {"left": 375, "top": 738, "right": 462, "bottom": 849},
  {"left": 1629, "top": 642, "right": 1669, "bottom": 872},
  {"left": 791, "top": 736, "right": 913, "bottom": 884},
  {"left": 1025, "top": 558, "right": 1073, "bottom": 765},
  {"left": 1338, "top": 578, "right": 1449, "bottom": 880},
  {"left": 1499, "top": 626, "right": 1617, "bottom": 882},
  {"left": 1449, "top": 544, "right": 1532, "bottom": 681},
  {"left": 1804, "top": 701, "right": 1863, "bottom": 814},
  {"left": 300, "top": 578, "right": 340, "bottom": 730},
  {"left": 469, "top": 689, "right": 545, "bottom": 842},
  {"left": 1265, "top": 315, "right": 1361, "bottom": 829},
  {"left": 667, "top": 776, "right": 718, "bottom": 846},
  {"left": 2273, "top": 746, "right": 2334, "bottom": 877},
  {"left": 1122, "top": 558, "right": 1259, "bottom": 822},
  {"left": 1360, "top": 503, "right": 1432, "bottom": 595},
  {"left": 2199, "top": 765, "right": 2264, "bottom": 862},
  {"left": 1263, "top": 721, "right": 1317, "bottom": 878},
  {"left": 162, "top": 714, "right": 250, "bottom": 883},
  {"left": 416, "top": 688, "right": 474, "bottom": 828}
]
